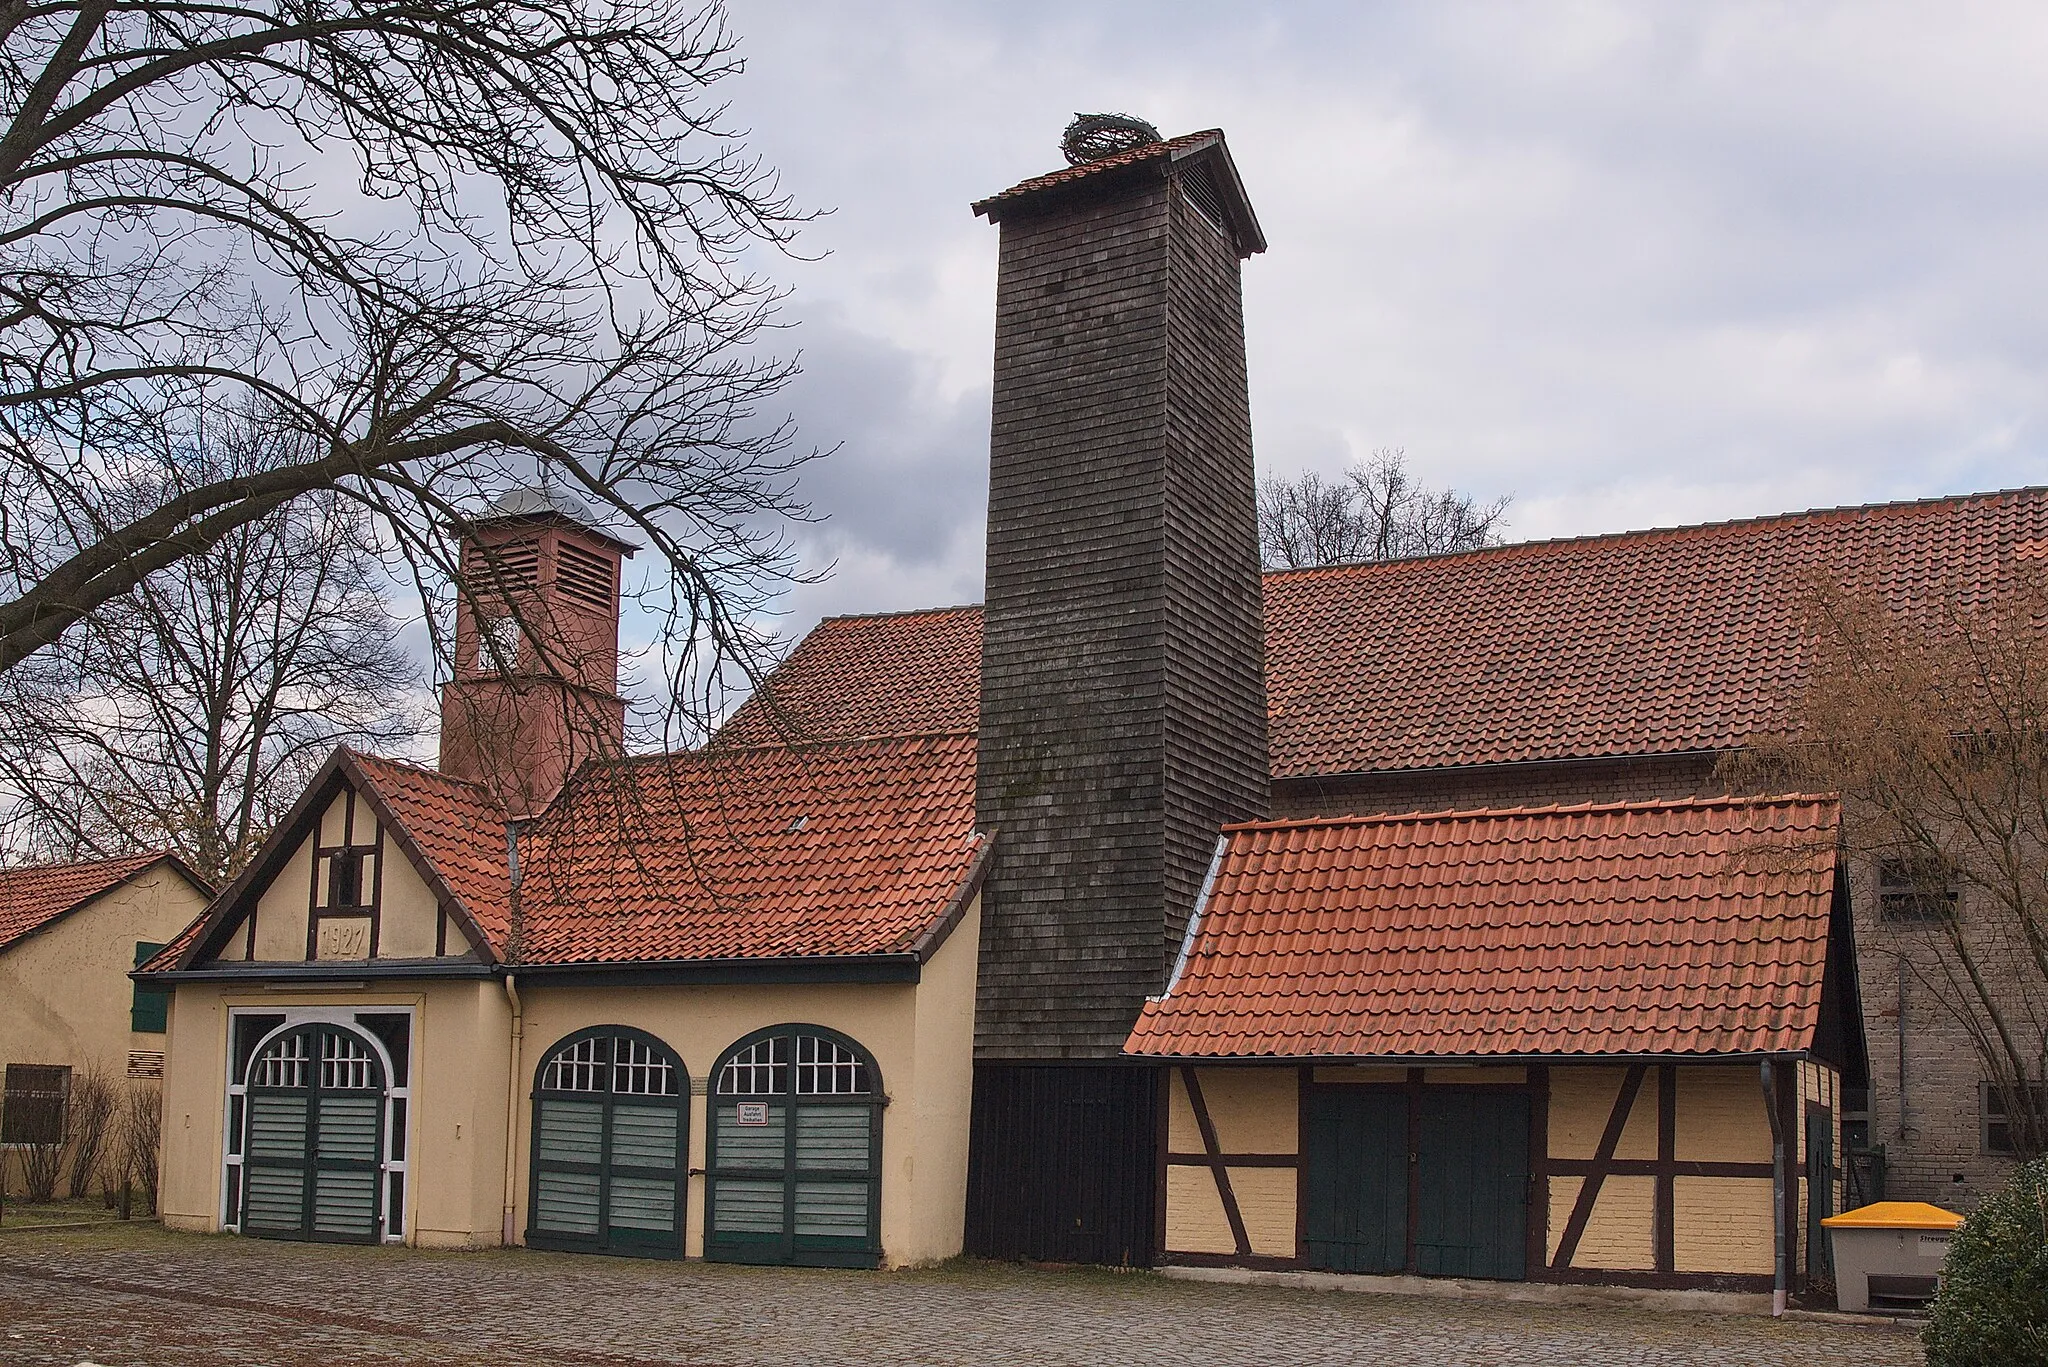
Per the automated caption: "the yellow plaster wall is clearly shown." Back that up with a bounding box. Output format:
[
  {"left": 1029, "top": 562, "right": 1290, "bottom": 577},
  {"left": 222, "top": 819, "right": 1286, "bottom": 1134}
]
[
  {"left": 0, "top": 866, "right": 209, "bottom": 1193},
  {"left": 249, "top": 839, "right": 315, "bottom": 961},
  {"left": 1168, "top": 1067, "right": 1298, "bottom": 1155},
  {"left": 1547, "top": 1174, "right": 1655, "bottom": 1269},
  {"left": 1424, "top": 1067, "right": 1525, "bottom": 1086},
  {"left": 1673, "top": 1066, "right": 1772, "bottom": 1164},
  {"left": 1312, "top": 1066, "right": 1407, "bottom": 1084},
  {"left": 156, "top": 979, "right": 513, "bottom": 1245},
  {"left": 1673, "top": 1177, "right": 1774, "bottom": 1275},
  {"left": 1231, "top": 1166, "right": 1298, "bottom": 1256},
  {"left": 1549, "top": 1067, "right": 1657, "bottom": 1161},
  {"left": 1165, "top": 1165, "right": 1235, "bottom": 1254},
  {"left": 372, "top": 828, "right": 442, "bottom": 959}
]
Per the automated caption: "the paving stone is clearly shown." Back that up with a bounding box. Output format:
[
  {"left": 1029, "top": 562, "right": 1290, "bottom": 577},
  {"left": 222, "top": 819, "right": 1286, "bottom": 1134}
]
[{"left": 0, "top": 1226, "right": 1925, "bottom": 1367}]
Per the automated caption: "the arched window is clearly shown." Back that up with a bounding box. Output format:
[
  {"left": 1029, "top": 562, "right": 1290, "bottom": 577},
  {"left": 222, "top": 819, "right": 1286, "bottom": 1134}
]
[
  {"left": 528, "top": 1027, "right": 688, "bottom": 1257},
  {"left": 238, "top": 1023, "right": 389, "bottom": 1243},
  {"left": 705, "top": 1025, "right": 883, "bottom": 1268}
]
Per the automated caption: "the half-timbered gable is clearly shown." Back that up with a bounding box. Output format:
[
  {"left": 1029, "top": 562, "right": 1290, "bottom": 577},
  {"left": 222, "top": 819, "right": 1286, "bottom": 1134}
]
[{"left": 168, "top": 750, "right": 500, "bottom": 972}]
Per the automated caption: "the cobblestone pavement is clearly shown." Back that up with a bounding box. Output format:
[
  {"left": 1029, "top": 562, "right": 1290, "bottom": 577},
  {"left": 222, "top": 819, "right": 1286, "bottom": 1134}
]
[{"left": 0, "top": 1226, "right": 1924, "bottom": 1367}]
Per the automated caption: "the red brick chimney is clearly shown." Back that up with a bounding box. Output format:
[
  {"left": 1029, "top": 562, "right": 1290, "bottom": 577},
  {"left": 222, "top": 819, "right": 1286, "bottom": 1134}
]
[{"left": 438, "top": 487, "right": 635, "bottom": 816}]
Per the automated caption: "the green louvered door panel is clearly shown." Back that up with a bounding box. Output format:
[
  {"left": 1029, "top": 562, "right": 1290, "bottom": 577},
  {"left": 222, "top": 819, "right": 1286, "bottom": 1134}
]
[
  {"left": 526, "top": 1033, "right": 687, "bottom": 1257},
  {"left": 793, "top": 1109, "right": 873, "bottom": 1250},
  {"left": 311, "top": 1094, "right": 383, "bottom": 1241},
  {"left": 606, "top": 1104, "right": 682, "bottom": 1248},
  {"left": 708, "top": 1103, "right": 790, "bottom": 1259},
  {"left": 241, "top": 1094, "right": 309, "bottom": 1233},
  {"left": 241, "top": 1026, "right": 385, "bottom": 1245},
  {"left": 1304, "top": 1088, "right": 1408, "bottom": 1274},
  {"left": 533, "top": 1100, "right": 605, "bottom": 1237}
]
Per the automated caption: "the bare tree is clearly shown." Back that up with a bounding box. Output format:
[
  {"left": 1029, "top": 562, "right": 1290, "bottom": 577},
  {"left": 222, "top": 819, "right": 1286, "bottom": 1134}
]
[
  {"left": 0, "top": 0, "right": 815, "bottom": 743},
  {"left": 64, "top": 1060, "right": 114, "bottom": 1199},
  {"left": 115, "top": 1082, "right": 161, "bottom": 1213},
  {"left": 1731, "top": 573, "right": 2048, "bottom": 1159},
  {"left": 0, "top": 405, "right": 419, "bottom": 881},
  {"left": 1258, "top": 448, "right": 1510, "bottom": 570}
]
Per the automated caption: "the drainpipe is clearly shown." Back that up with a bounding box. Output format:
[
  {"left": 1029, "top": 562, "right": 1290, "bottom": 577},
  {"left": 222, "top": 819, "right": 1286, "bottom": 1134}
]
[
  {"left": 1761, "top": 1057, "right": 1788, "bottom": 1317},
  {"left": 500, "top": 820, "right": 527, "bottom": 1248}
]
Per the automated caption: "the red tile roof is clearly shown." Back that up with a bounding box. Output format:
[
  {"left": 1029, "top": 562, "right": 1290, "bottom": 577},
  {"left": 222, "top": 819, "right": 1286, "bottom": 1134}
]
[
  {"left": 971, "top": 130, "right": 1223, "bottom": 219},
  {"left": 514, "top": 734, "right": 983, "bottom": 964},
  {"left": 348, "top": 753, "right": 515, "bottom": 953},
  {"left": 1265, "top": 487, "right": 2048, "bottom": 775},
  {"left": 1124, "top": 795, "right": 1839, "bottom": 1060},
  {"left": 743, "top": 488, "right": 2048, "bottom": 777},
  {"left": 0, "top": 850, "right": 190, "bottom": 953},
  {"left": 717, "top": 607, "right": 982, "bottom": 748}
]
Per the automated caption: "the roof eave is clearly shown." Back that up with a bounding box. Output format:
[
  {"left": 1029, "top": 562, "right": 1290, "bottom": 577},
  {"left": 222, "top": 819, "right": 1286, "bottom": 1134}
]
[{"left": 509, "top": 954, "right": 924, "bottom": 987}]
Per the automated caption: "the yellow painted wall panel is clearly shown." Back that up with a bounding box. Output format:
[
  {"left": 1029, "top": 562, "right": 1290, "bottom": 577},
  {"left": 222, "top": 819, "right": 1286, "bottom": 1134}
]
[
  {"left": 1229, "top": 1166, "right": 1298, "bottom": 1257},
  {"left": 1196, "top": 1068, "right": 1298, "bottom": 1154},
  {"left": 1167, "top": 1068, "right": 1201, "bottom": 1152},
  {"left": 373, "top": 827, "right": 442, "bottom": 959},
  {"left": 1423, "top": 1067, "right": 1525, "bottom": 1086},
  {"left": 1313, "top": 1067, "right": 1408, "bottom": 1084},
  {"left": 1165, "top": 1165, "right": 1235, "bottom": 1255},
  {"left": 1673, "top": 1177, "right": 1774, "bottom": 1275},
  {"left": 1548, "top": 1067, "right": 1655, "bottom": 1160},
  {"left": 1568, "top": 1174, "right": 1656, "bottom": 1270},
  {"left": 1674, "top": 1066, "right": 1772, "bottom": 1164},
  {"left": 249, "top": 839, "right": 315, "bottom": 960}
]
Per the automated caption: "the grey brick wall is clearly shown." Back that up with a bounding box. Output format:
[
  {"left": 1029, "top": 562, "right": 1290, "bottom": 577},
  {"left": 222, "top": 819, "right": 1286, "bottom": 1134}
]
[{"left": 975, "top": 168, "right": 1267, "bottom": 1060}]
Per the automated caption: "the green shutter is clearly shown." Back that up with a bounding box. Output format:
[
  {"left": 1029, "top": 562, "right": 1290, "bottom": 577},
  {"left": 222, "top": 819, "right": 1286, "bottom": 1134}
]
[{"left": 131, "top": 941, "right": 169, "bottom": 1033}]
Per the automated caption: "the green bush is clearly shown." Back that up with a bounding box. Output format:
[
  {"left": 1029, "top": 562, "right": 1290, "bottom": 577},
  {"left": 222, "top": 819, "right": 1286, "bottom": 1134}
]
[{"left": 1924, "top": 1157, "right": 2048, "bottom": 1367}]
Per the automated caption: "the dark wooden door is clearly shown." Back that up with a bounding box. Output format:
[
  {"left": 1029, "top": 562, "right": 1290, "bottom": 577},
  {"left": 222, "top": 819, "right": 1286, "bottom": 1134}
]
[
  {"left": 1806, "top": 1105, "right": 1835, "bottom": 1279},
  {"left": 241, "top": 1025, "right": 385, "bottom": 1244},
  {"left": 1415, "top": 1091, "right": 1529, "bottom": 1281},
  {"left": 1304, "top": 1088, "right": 1408, "bottom": 1274}
]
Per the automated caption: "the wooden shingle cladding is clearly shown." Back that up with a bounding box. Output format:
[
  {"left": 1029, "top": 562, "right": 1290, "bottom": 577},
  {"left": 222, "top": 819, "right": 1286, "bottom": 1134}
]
[{"left": 975, "top": 146, "right": 1268, "bottom": 1061}]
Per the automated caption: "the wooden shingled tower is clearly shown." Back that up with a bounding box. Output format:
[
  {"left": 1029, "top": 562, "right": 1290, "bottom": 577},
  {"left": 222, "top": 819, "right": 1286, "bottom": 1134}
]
[{"left": 964, "top": 125, "right": 1270, "bottom": 1263}]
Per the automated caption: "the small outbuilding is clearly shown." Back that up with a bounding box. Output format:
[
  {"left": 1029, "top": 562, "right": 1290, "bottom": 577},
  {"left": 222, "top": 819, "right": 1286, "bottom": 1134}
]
[{"left": 1126, "top": 795, "right": 1858, "bottom": 1291}]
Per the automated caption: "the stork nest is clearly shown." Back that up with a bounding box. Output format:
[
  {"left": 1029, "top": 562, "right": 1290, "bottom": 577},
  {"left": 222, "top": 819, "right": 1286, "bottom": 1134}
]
[{"left": 1061, "top": 113, "right": 1163, "bottom": 166}]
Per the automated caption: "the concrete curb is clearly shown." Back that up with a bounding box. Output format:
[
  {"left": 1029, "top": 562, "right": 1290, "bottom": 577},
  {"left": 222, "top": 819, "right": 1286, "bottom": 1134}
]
[{"left": 1161, "top": 1265, "right": 1802, "bottom": 1320}]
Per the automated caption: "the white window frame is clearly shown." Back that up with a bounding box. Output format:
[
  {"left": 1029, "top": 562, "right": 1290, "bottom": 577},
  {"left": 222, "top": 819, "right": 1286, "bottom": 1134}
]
[{"left": 220, "top": 1005, "right": 414, "bottom": 1245}]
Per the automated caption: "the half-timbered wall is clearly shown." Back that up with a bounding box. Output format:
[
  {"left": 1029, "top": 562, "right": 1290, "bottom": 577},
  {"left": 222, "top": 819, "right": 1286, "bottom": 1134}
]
[
  {"left": 231, "top": 784, "right": 472, "bottom": 964},
  {"left": 1157, "top": 1061, "right": 1834, "bottom": 1288}
]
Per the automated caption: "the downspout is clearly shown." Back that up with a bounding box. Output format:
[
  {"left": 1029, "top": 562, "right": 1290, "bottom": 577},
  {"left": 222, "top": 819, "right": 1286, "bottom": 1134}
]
[
  {"left": 1761, "top": 1057, "right": 1788, "bottom": 1317},
  {"left": 500, "top": 820, "right": 527, "bottom": 1248}
]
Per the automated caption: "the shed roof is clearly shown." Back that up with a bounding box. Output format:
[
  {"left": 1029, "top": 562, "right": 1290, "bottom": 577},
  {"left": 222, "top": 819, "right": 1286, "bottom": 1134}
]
[{"left": 1124, "top": 795, "right": 1840, "bottom": 1060}]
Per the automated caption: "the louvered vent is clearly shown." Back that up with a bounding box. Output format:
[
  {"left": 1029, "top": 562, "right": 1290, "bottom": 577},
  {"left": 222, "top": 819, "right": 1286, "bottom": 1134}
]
[
  {"left": 464, "top": 540, "right": 541, "bottom": 594},
  {"left": 555, "top": 541, "right": 616, "bottom": 608},
  {"left": 1178, "top": 164, "right": 1228, "bottom": 236}
]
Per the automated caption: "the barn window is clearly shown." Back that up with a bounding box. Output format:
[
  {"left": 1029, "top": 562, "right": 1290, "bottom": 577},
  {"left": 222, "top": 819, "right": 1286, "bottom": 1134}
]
[
  {"left": 705, "top": 1025, "right": 883, "bottom": 1269},
  {"left": 1878, "top": 858, "right": 1960, "bottom": 922}
]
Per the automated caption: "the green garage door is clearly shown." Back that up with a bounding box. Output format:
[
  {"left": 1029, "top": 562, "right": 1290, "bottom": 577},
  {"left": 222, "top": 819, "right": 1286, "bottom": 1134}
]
[
  {"left": 1304, "top": 1085, "right": 1530, "bottom": 1281},
  {"left": 527, "top": 1028, "right": 688, "bottom": 1257},
  {"left": 1304, "top": 1087, "right": 1407, "bottom": 1274},
  {"left": 1416, "top": 1090, "right": 1529, "bottom": 1280},
  {"left": 241, "top": 1025, "right": 386, "bottom": 1243},
  {"left": 706, "top": 1026, "right": 883, "bottom": 1268}
]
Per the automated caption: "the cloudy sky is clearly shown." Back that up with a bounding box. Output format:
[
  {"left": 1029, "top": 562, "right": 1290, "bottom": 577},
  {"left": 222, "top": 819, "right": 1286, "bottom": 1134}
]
[{"left": 702, "top": 1, "right": 2048, "bottom": 642}]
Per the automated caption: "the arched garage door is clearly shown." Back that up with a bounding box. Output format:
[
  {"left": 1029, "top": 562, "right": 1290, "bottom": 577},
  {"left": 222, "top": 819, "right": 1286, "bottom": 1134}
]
[
  {"left": 240, "top": 1024, "right": 387, "bottom": 1243},
  {"left": 527, "top": 1027, "right": 689, "bottom": 1257},
  {"left": 705, "top": 1026, "right": 883, "bottom": 1268}
]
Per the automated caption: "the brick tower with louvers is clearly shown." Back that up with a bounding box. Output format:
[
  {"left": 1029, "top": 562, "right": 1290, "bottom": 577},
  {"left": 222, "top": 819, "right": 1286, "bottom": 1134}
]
[
  {"left": 965, "top": 128, "right": 1270, "bottom": 1263},
  {"left": 438, "top": 487, "right": 636, "bottom": 818}
]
